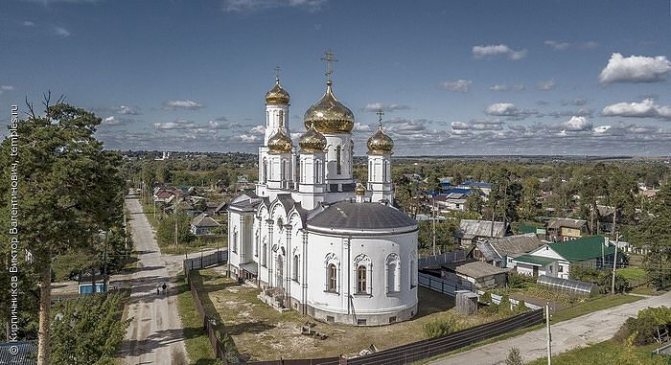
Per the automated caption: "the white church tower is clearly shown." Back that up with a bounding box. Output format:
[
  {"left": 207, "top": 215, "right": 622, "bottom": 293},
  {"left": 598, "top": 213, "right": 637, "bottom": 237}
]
[
  {"left": 367, "top": 111, "right": 394, "bottom": 203},
  {"left": 297, "top": 125, "right": 327, "bottom": 209},
  {"left": 258, "top": 69, "right": 291, "bottom": 198},
  {"left": 265, "top": 111, "right": 293, "bottom": 198}
]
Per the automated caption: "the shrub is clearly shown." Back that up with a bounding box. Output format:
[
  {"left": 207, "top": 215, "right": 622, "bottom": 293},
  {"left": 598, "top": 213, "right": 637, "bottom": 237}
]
[
  {"left": 480, "top": 291, "right": 492, "bottom": 304},
  {"left": 515, "top": 300, "right": 528, "bottom": 313},
  {"left": 424, "top": 317, "right": 460, "bottom": 338},
  {"left": 505, "top": 347, "right": 523, "bottom": 365},
  {"left": 614, "top": 306, "right": 671, "bottom": 345},
  {"left": 498, "top": 294, "right": 512, "bottom": 315},
  {"left": 508, "top": 272, "right": 534, "bottom": 289}
]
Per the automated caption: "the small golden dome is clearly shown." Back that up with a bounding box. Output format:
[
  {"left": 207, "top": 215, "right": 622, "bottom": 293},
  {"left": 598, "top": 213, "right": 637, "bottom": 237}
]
[
  {"left": 367, "top": 125, "right": 394, "bottom": 155},
  {"left": 355, "top": 183, "right": 366, "bottom": 196},
  {"left": 304, "top": 82, "right": 354, "bottom": 134},
  {"left": 299, "top": 125, "right": 327, "bottom": 153},
  {"left": 265, "top": 78, "right": 290, "bottom": 105},
  {"left": 268, "top": 111, "right": 292, "bottom": 154}
]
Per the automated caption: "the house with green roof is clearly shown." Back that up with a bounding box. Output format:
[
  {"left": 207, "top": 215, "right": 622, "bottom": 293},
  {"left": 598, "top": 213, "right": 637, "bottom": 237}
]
[{"left": 511, "top": 235, "right": 621, "bottom": 279}]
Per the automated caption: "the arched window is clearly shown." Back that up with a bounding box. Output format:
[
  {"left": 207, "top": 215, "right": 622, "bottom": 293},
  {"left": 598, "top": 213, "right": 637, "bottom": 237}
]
[
  {"left": 263, "top": 158, "right": 268, "bottom": 183},
  {"left": 316, "top": 160, "right": 322, "bottom": 183},
  {"left": 336, "top": 146, "right": 342, "bottom": 174},
  {"left": 327, "top": 264, "right": 337, "bottom": 292},
  {"left": 293, "top": 255, "right": 299, "bottom": 281},
  {"left": 409, "top": 251, "right": 417, "bottom": 288},
  {"left": 232, "top": 229, "right": 238, "bottom": 253},
  {"left": 276, "top": 255, "right": 284, "bottom": 287},
  {"left": 386, "top": 253, "right": 401, "bottom": 293},
  {"left": 262, "top": 240, "right": 268, "bottom": 267},
  {"left": 357, "top": 265, "right": 367, "bottom": 294},
  {"left": 254, "top": 231, "right": 259, "bottom": 257}
]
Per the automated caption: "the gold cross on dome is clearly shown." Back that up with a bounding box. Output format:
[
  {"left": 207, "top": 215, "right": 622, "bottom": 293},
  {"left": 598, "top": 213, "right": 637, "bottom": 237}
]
[
  {"left": 320, "top": 49, "right": 338, "bottom": 84},
  {"left": 376, "top": 109, "right": 384, "bottom": 124}
]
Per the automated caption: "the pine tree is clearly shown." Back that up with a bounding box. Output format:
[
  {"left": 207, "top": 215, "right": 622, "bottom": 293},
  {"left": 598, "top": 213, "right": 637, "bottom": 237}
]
[{"left": 0, "top": 100, "right": 124, "bottom": 364}]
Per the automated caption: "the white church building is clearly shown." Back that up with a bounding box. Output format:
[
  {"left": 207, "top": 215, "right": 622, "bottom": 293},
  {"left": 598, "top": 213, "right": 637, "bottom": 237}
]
[{"left": 227, "top": 55, "right": 418, "bottom": 326}]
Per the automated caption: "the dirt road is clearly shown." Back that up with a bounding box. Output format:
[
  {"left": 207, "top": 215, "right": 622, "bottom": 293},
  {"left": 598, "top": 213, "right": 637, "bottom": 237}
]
[
  {"left": 118, "top": 195, "right": 189, "bottom": 365},
  {"left": 428, "top": 290, "right": 671, "bottom": 364}
]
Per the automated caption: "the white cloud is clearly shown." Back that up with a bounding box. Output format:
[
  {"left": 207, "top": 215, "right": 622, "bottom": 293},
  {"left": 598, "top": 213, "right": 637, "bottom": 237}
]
[
  {"left": 54, "top": 26, "right": 71, "bottom": 37},
  {"left": 489, "top": 84, "right": 525, "bottom": 92},
  {"left": 223, "top": 0, "right": 326, "bottom": 12},
  {"left": 544, "top": 40, "right": 598, "bottom": 50},
  {"left": 485, "top": 103, "right": 538, "bottom": 120},
  {"left": 102, "top": 116, "right": 120, "bottom": 125},
  {"left": 116, "top": 105, "right": 140, "bottom": 115},
  {"left": 23, "top": 20, "right": 35, "bottom": 26},
  {"left": 602, "top": 98, "right": 671, "bottom": 120},
  {"left": 362, "top": 102, "right": 410, "bottom": 112},
  {"left": 599, "top": 53, "right": 671, "bottom": 84},
  {"left": 249, "top": 125, "right": 266, "bottom": 135},
  {"left": 238, "top": 134, "right": 259, "bottom": 143},
  {"left": 353, "top": 122, "right": 370, "bottom": 132},
  {"left": 154, "top": 119, "right": 196, "bottom": 130},
  {"left": 544, "top": 40, "right": 570, "bottom": 51},
  {"left": 162, "top": 99, "right": 204, "bottom": 110},
  {"left": 451, "top": 121, "right": 469, "bottom": 130},
  {"left": 472, "top": 44, "right": 527, "bottom": 60},
  {"left": 592, "top": 125, "right": 611, "bottom": 135},
  {"left": 0, "top": 85, "right": 14, "bottom": 94},
  {"left": 562, "top": 116, "right": 592, "bottom": 131},
  {"left": 441, "top": 79, "right": 472, "bottom": 93},
  {"left": 537, "top": 79, "right": 556, "bottom": 91}
]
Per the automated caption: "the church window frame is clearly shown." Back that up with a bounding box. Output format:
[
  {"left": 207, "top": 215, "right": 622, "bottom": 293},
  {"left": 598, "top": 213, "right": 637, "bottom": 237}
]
[
  {"left": 262, "top": 158, "right": 268, "bottom": 183},
  {"left": 353, "top": 254, "right": 372, "bottom": 295},
  {"left": 254, "top": 230, "right": 259, "bottom": 257},
  {"left": 386, "top": 253, "right": 401, "bottom": 294},
  {"left": 336, "top": 145, "right": 342, "bottom": 175},
  {"left": 356, "top": 265, "right": 367, "bottom": 294},
  {"left": 409, "top": 251, "right": 417, "bottom": 289},
  {"left": 232, "top": 228, "right": 238, "bottom": 254},
  {"left": 324, "top": 253, "right": 340, "bottom": 294},
  {"left": 293, "top": 254, "right": 300, "bottom": 282}
]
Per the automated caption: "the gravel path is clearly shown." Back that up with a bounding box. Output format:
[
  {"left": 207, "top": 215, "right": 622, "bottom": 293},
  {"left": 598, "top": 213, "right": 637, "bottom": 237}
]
[
  {"left": 118, "top": 195, "right": 189, "bottom": 365},
  {"left": 428, "top": 290, "right": 671, "bottom": 365}
]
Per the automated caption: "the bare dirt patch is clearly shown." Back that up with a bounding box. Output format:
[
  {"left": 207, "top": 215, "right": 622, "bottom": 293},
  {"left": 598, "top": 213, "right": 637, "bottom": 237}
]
[{"left": 194, "top": 269, "right": 507, "bottom": 361}]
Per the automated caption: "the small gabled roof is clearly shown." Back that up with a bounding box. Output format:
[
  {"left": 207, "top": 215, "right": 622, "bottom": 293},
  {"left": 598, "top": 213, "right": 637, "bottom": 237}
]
[
  {"left": 459, "top": 219, "right": 507, "bottom": 239},
  {"left": 547, "top": 218, "right": 587, "bottom": 230},
  {"left": 191, "top": 213, "right": 221, "bottom": 228},
  {"left": 445, "top": 261, "right": 509, "bottom": 279}
]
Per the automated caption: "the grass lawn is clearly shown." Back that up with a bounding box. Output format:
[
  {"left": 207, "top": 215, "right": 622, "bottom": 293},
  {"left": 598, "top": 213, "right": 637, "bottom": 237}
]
[
  {"left": 551, "top": 294, "right": 642, "bottom": 322},
  {"left": 526, "top": 339, "right": 667, "bottom": 365},
  {"left": 191, "top": 269, "right": 509, "bottom": 362},
  {"left": 175, "top": 274, "right": 220, "bottom": 365}
]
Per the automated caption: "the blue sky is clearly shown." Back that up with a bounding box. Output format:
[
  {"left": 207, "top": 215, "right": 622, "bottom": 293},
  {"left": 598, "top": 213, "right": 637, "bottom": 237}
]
[{"left": 1, "top": 0, "right": 670, "bottom": 155}]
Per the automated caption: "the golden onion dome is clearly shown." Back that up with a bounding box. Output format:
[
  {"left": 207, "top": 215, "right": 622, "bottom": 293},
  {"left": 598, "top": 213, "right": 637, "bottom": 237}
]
[
  {"left": 303, "top": 82, "right": 354, "bottom": 134},
  {"left": 299, "top": 125, "right": 327, "bottom": 153},
  {"left": 265, "top": 78, "right": 290, "bottom": 105},
  {"left": 367, "top": 125, "right": 394, "bottom": 155},
  {"left": 267, "top": 111, "right": 293, "bottom": 154}
]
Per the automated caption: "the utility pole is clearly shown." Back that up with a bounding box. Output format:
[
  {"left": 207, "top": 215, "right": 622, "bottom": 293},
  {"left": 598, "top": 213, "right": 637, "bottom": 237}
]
[
  {"left": 546, "top": 303, "right": 552, "bottom": 365},
  {"left": 432, "top": 197, "right": 436, "bottom": 256},
  {"left": 611, "top": 232, "right": 619, "bottom": 295}
]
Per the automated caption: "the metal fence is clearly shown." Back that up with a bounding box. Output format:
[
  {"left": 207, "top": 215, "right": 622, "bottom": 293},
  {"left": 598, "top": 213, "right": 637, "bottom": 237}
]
[
  {"left": 418, "top": 272, "right": 472, "bottom": 297},
  {"left": 184, "top": 250, "right": 228, "bottom": 271},
  {"left": 418, "top": 250, "right": 466, "bottom": 268},
  {"left": 342, "top": 309, "right": 544, "bottom": 365}
]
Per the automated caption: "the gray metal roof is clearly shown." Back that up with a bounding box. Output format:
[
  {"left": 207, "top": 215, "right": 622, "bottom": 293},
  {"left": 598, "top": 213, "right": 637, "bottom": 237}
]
[
  {"left": 479, "top": 233, "right": 543, "bottom": 260},
  {"left": 308, "top": 201, "right": 416, "bottom": 231},
  {"left": 459, "top": 219, "right": 506, "bottom": 240},
  {"left": 547, "top": 218, "right": 587, "bottom": 230}
]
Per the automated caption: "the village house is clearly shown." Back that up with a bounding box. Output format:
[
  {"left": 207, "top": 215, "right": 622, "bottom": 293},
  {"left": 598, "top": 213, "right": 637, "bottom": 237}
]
[
  {"left": 190, "top": 213, "right": 222, "bottom": 236},
  {"left": 545, "top": 217, "right": 587, "bottom": 242},
  {"left": 457, "top": 219, "right": 509, "bottom": 247},
  {"left": 511, "top": 235, "right": 621, "bottom": 279},
  {"left": 441, "top": 261, "right": 509, "bottom": 290},
  {"left": 470, "top": 233, "right": 543, "bottom": 268}
]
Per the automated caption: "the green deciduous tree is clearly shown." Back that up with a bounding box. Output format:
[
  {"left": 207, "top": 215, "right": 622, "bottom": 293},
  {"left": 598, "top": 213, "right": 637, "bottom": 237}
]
[{"left": 0, "top": 101, "right": 123, "bottom": 365}]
